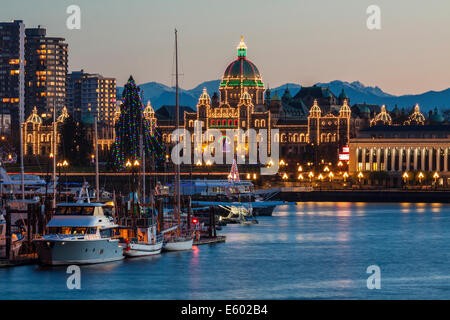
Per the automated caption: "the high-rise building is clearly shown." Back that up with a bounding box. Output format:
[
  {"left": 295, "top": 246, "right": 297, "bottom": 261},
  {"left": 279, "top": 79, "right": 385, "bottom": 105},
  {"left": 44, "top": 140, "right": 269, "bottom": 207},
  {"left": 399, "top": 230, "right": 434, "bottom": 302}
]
[
  {"left": 0, "top": 20, "right": 25, "bottom": 138},
  {"left": 67, "top": 70, "right": 116, "bottom": 125},
  {"left": 24, "top": 27, "right": 68, "bottom": 116}
]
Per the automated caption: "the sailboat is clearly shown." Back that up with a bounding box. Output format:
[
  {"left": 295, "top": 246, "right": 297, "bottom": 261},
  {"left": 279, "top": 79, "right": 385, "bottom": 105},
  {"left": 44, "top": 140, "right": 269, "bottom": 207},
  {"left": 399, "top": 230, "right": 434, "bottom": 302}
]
[{"left": 163, "top": 29, "right": 193, "bottom": 252}]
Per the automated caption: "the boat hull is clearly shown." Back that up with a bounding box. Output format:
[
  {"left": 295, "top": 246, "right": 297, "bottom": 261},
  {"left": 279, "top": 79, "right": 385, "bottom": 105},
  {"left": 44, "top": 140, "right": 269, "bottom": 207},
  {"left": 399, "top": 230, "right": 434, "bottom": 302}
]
[
  {"left": 34, "top": 238, "right": 124, "bottom": 265},
  {"left": 163, "top": 238, "right": 193, "bottom": 251},
  {"left": 125, "top": 241, "right": 163, "bottom": 257}
]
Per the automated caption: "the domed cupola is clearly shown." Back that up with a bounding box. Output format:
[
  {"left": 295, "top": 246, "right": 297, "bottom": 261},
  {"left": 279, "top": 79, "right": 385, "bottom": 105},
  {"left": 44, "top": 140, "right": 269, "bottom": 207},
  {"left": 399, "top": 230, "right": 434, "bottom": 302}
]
[
  {"left": 370, "top": 105, "right": 392, "bottom": 126},
  {"left": 404, "top": 104, "right": 425, "bottom": 125},
  {"left": 339, "top": 99, "right": 351, "bottom": 118},
  {"left": 198, "top": 88, "right": 211, "bottom": 106},
  {"left": 309, "top": 100, "right": 322, "bottom": 118},
  {"left": 430, "top": 107, "right": 444, "bottom": 123},
  {"left": 26, "top": 107, "right": 43, "bottom": 124},
  {"left": 219, "top": 36, "right": 265, "bottom": 106}
]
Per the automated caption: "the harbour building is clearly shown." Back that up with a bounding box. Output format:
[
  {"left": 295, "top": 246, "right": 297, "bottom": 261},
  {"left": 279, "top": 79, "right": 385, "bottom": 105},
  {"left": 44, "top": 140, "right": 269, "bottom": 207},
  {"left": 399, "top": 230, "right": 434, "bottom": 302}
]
[
  {"left": 0, "top": 20, "right": 25, "bottom": 138},
  {"left": 349, "top": 105, "right": 450, "bottom": 186},
  {"left": 24, "top": 27, "right": 68, "bottom": 116},
  {"left": 67, "top": 70, "right": 117, "bottom": 125}
]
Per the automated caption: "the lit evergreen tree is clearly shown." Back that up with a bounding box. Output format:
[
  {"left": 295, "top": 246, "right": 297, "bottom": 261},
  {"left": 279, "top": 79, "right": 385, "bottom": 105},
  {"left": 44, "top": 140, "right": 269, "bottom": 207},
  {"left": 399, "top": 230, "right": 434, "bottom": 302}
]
[{"left": 110, "top": 76, "right": 165, "bottom": 168}]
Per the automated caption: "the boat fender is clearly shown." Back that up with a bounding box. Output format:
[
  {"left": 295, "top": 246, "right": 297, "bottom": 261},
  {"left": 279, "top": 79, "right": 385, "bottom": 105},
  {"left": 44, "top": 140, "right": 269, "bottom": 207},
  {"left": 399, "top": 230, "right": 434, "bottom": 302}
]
[{"left": 124, "top": 238, "right": 130, "bottom": 252}]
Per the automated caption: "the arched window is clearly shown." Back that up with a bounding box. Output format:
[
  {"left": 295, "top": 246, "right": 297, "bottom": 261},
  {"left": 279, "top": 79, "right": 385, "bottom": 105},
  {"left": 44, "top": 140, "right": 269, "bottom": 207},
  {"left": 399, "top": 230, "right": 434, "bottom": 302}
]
[
  {"left": 255, "top": 119, "right": 260, "bottom": 127},
  {"left": 211, "top": 120, "right": 215, "bottom": 127},
  {"left": 163, "top": 134, "right": 167, "bottom": 142},
  {"left": 261, "top": 119, "right": 266, "bottom": 127},
  {"left": 27, "top": 134, "right": 33, "bottom": 143},
  {"left": 300, "top": 134, "right": 305, "bottom": 142},
  {"left": 222, "top": 120, "right": 226, "bottom": 126},
  {"left": 228, "top": 120, "right": 232, "bottom": 126},
  {"left": 320, "top": 133, "right": 327, "bottom": 143},
  {"left": 293, "top": 134, "right": 298, "bottom": 142},
  {"left": 189, "top": 120, "right": 194, "bottom": 128},
  {"left": 41, "top": 135, "right": 45, "bottom": 142},
  {"left": 327, "top": 133, "right": 332, "bottom": 142},
  {"left": 281, "top": 133, "right": 286, "bottom": 142},
  {"left": 234, "top": 119, "right": 238, "bottom": 126}
]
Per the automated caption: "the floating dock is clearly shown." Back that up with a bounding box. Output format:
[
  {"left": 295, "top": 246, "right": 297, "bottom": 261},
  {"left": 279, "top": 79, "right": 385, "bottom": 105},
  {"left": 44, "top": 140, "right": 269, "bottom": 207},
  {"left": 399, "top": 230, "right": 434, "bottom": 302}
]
[{"left": 194, "top": 236, "right": 226, "bottom": 245}]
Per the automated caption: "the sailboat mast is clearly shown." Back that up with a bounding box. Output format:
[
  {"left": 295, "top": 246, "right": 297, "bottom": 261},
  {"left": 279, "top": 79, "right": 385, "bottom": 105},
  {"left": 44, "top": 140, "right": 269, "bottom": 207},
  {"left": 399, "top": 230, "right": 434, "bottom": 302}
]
[
  {"left": 94, "top": 115, "right": 99, "bottom": 202},
  {"left": 52, "top": 102, "right": 57, "bottom": 208},
  {"left": 175, "top": 29, "right": 181, "bottom": 231}
]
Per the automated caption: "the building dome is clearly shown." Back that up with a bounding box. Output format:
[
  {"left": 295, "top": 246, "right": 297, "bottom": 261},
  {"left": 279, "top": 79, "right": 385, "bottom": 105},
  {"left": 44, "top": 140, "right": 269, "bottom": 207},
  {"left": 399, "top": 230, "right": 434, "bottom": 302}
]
[
  {"left": 404, "top": 104, "right": 425, "bottom": 125},
  {"left": 220, "top": 36, "right": 264, "bottom": 88},
  {"left": 309, "top": 99, "right": 322, "bottom": 118},
  {"left": 370, "top": 105, "right": 392, "bottom": 126},
  {"left": 26, "top": 107, "right": 43, "bottom": 124},
  {"left": 359, "top": 104, "right": 370, "bottom": 114},
  {"left": 339, "top": 99, "right": 351, "bottom": 118},
  {"left": 198, "top": 88, "right": 211, "bottom": 105},
  {"left": 430, "top": 107, "right": 444, "bottom": 123}
]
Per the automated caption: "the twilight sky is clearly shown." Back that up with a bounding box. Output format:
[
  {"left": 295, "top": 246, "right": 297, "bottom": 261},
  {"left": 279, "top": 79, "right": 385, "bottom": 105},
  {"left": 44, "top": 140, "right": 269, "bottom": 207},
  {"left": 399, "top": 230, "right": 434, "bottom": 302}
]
[{"left": 2, "top": 0, "right": 450, "bottom": 95}]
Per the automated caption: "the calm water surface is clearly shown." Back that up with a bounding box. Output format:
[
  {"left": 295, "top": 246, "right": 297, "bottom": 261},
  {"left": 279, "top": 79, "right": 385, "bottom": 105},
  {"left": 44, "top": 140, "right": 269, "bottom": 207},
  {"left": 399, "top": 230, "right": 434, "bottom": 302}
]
[{"left": 1, "top": 202, "right": 449, "bottom": 299}]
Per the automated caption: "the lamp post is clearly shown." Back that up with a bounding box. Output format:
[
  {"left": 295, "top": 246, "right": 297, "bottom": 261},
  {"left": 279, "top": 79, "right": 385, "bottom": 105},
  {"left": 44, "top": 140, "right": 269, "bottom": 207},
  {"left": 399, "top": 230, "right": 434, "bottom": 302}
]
[
  {"left": 62, "top": 160, "right": 69, "bottom": 201},
  {"left": 328, "top": 171, "right": 334, "bottom": 182},
  {"left": 357, "top": 171, "right": 364, "bottom": 184},
  {"left": 343, "top": 172, "right": 349, "bottom": 183},
  {"left": 402, "top": 172, "right": 409, "bottom": 186},
  {"left": 433, "top": 172, "right": 439, "bottom": 187},
  {"left": 308, "top": 171, "right": 314, "bottom": 183},
  {"left": 126, "top": 159, "right": 140, "bottom": 215},
  {"left": 56, "top": 161, "right": 63, "bottom": 201},
  {"left": 418, "top": 172, "right": 424, "bottom": 185}
]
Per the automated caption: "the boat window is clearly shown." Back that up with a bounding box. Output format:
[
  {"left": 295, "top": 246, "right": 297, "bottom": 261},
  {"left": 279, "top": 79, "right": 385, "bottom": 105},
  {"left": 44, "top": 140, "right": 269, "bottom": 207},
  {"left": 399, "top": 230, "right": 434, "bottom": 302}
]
[
  {"left": 100, "top": 228, "right": 113, "bottom": 238},
  {"left": 47, "top": 227, "right": 89, "bottom": 235},
  {"left": 55, "top": 206, "right": 96, "bottom": 216}
]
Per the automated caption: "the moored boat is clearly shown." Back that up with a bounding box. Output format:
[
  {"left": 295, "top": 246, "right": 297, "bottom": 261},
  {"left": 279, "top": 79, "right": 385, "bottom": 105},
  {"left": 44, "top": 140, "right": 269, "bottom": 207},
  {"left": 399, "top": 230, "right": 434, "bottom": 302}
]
[
  {"left": 34, "top": 203, "right": 124, "bottom": 265},
  {"left": 0, "top": 214, "right": 24, "bottom": 258}
]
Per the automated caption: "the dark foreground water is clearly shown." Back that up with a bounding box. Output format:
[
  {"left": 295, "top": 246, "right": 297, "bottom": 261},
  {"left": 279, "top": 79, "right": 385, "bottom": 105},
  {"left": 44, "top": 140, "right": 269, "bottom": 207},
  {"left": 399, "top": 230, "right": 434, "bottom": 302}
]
[{"left": 1, "top": 202, "right": 450, "bottom": 299}]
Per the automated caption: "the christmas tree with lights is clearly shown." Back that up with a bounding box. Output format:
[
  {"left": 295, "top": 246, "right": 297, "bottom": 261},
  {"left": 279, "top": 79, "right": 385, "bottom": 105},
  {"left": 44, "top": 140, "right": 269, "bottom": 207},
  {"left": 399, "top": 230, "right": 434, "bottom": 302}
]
[{"left": 110, "top": 76, "right": 165, "bottom": 169}]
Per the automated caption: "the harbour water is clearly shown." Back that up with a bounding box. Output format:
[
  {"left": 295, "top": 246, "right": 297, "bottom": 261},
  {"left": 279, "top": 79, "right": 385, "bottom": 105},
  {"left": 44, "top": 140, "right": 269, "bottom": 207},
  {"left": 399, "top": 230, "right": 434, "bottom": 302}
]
[{"left": 1, "top": 202, "right": 449, "bottom": 299}]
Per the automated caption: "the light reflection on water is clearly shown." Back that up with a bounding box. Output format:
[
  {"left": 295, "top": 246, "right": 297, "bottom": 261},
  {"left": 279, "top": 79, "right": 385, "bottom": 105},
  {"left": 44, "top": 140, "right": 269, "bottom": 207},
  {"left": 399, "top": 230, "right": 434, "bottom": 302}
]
[{"left": 0, "top": 202, "right": 449, "bottom": 300}]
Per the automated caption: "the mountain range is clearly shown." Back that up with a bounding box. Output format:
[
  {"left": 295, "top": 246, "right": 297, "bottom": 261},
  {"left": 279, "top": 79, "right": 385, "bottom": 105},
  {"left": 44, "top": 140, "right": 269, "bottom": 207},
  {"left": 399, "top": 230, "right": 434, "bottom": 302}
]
[{"left": 118, "top": 80, "right": 450, "bottom": 113}]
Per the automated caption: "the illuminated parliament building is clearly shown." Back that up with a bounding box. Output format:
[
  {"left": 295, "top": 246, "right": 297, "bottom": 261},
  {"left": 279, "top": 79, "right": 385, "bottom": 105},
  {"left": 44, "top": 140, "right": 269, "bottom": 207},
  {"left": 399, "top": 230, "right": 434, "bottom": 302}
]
[{"left": 157, "top": 37, "right": 352, "bottom": 163}]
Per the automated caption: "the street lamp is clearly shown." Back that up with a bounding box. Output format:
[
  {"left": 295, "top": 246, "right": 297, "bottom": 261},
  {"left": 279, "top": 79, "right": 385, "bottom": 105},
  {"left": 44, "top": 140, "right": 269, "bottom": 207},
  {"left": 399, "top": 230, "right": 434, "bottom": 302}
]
[
  {"left": 328, "top": 171, "right": 334, "bottom": 182},
  {"left": 297, "top": 165, "right": 303, "bottom": 172},
  {"left": 308, "top": 171, "right": 314, "bottom": 182},
  {"left": 282, "top": 173, "right": 288, "bottom": 180},
  {"left": 433, "top": 172, "right": 439, "bottom": 184},
  {"left": 402, "top": 172, "right": 409, "bottom": 184},
  {"left": 343, "top": 172, "right": 349, "bottom": 182},
  {"left": 324, "top": 166, "right": 330, "bottom": 172},
  {"left": 298, "top": 173, "right": 304, "bottom": 181},
  {"left": 418, "top": 172, "right": 424, "bottom": 184},
  {"left": 357, "top": 172, "right": 364, "bottom": 183}
]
